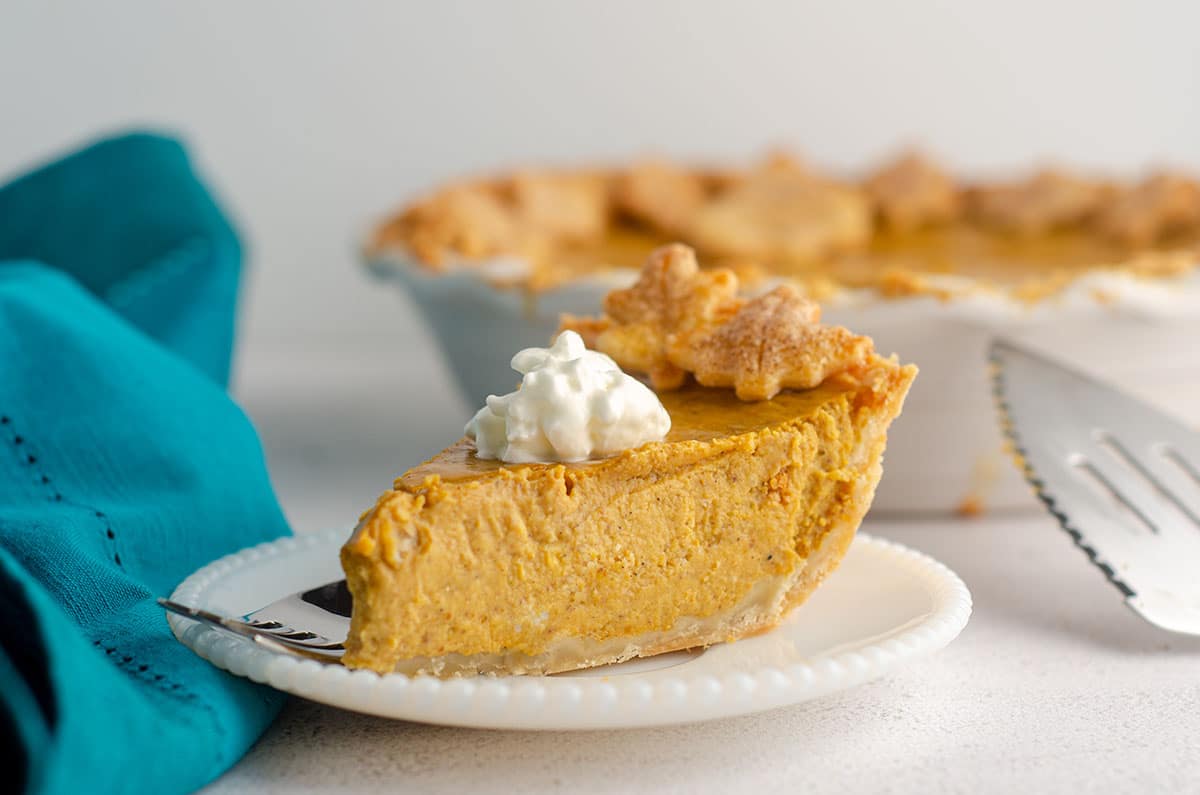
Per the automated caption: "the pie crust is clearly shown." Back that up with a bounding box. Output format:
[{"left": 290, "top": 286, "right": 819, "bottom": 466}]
[{"left": 369, "top": 151, "right": 1200, "bottom": 302}]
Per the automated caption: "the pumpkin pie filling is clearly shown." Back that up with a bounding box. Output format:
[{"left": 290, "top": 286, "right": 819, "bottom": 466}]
[{"left": 341, "top": 246, "right": 917, "bottom": 676}]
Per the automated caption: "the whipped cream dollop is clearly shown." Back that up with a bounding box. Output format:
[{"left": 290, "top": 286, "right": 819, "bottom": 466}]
[{"left": 465, "top": 330, "right": 671, "bottom": 464}]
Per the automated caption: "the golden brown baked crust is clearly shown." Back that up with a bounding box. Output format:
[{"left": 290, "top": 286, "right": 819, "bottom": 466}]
[
  {"left": 564, "top": 243, "right": 739, "bottom": 390},
  {"left": 378, "top": 183, "right": 519, "bottom": 267},
  {"left": 369, "top": 151, "right": 1200, "bottom": 301},
  {"left": 865, "top": 152, "right": 962, "bottom": 232},
  {"left": 967, "top": 169, "right": 1112, "bottom": 235},
  {"left": 684, "top": 158, "right": 872, "bottom": 263},
  {"left": 505, "top": 170, "right": 610, "bottom": 243},
  {"left": 614, "top": 159, "right": 708, "bottom": 235},
  {"left": 370, "top": 170, "right": 609, "bottom": 270},
  {"left": 1094, "top": 173, "right": 1200, "bottom": 245},
  {"left": 562, "top": 244, "right": 872, "bottom": 400}
]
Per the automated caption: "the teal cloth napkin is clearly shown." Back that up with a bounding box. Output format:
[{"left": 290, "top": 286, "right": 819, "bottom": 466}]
[{"left": 0, "top": 134, "right": 291, "bottom": 794}]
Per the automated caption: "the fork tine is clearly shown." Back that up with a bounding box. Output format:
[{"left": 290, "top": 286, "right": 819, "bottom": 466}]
[
  {"left": 257, "top": 628, "right": 323, "bottom": 642},
  {"left": 158, "top": 598, "right": 345, "bottom": 655},
  {"left": 245, "top": 624, "right": 342, "bottom": 646},
  {"left": 264, "top": 636, "right": 345, "bottom": 652},
  {"left": 245, "top": 619, "right": 285, "bottom": 630}
]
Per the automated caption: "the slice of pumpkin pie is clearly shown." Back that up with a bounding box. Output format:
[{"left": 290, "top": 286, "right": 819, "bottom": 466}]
[{"left": 341, "top": 245, "right": 916, "bottom": 675}]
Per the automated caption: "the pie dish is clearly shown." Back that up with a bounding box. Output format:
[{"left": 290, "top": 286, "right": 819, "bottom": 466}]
[
  {"left": 340, "top": 246, "right": 916, "bottom": 676},
  {"left": 365, "top": 151, "right": 1200, "bottom": 514}
]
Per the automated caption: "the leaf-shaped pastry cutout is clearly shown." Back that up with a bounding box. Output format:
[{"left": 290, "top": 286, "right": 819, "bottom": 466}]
[{"left": 561, "top": 244, "right": 874, "bottom": 401}]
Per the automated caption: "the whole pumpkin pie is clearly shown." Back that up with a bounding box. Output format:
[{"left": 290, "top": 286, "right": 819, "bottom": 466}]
[
  {"left": 369, "top": 151, "right": 1200, "bottom": 300},
  {"left": 341, "top": 246, "right": 916, "bottom": 676}
]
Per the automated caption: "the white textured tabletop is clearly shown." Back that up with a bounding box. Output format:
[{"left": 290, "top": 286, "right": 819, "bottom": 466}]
[{"left": 206, "top": 339, "right": 1200, "bottom": 795}]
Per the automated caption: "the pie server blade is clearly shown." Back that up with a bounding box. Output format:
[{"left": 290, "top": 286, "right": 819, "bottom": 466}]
[{"left": 990, "top": 339, "right": 1200, "bottom": 635}]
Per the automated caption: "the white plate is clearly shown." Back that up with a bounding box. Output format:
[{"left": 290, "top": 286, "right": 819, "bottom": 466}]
[{"left": 167, "top": 527, "right": 971, "bottom": 730}]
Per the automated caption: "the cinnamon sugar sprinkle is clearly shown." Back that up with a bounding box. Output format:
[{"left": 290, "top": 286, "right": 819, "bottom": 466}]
[{"left": 561, "top": 244, "right": 874, "bottom": 401}]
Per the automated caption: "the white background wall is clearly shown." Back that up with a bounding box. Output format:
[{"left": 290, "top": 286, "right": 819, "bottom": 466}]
[{"left": 3, "top": 1, "right": 1199, "bottom": 522}]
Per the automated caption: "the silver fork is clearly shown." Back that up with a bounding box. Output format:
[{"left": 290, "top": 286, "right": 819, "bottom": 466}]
[{"left": 159, "top": 596, "right": 346, "bottom": 660}]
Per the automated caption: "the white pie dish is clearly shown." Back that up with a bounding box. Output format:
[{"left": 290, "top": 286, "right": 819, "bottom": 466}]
[
  {"left": 368, "top": 251, "right": 1200, "bottom": 515},
  {"left": 167, "top": 526, "right": 971, "bottom": 730}
]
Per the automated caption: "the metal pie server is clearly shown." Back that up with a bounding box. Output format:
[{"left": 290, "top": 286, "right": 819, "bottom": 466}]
[{"left": 990, "top": 339, "right": 1200, "bottom": 635}]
